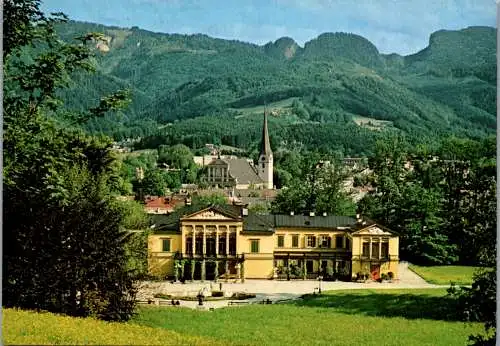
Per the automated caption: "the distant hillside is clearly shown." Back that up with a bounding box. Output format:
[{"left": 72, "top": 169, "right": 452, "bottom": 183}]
[{"left": 54, "top": 21, "right": 496, "bottom": 155}]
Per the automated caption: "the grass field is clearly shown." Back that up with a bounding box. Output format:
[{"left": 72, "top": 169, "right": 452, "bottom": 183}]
[
  {"left": 352, "top": 115, "right": 393, "bottom": 130},
  {"left": 3, "top": 308, "right": 226, "bottom": 345},
  {"left": 4, "top": 289, "right": 484, "bottom": 346},
  {"left": 408, "top": 265, "right": 486, "bottom": 285},
  {"left": 232, "top": 97, "right": 297, "bottom": 118},
  {"left": 132, "top": 288, "right": 483, "bottom": 346}
]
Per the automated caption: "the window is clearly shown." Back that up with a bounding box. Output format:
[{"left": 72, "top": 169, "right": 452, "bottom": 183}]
[
  {"left": 195, "top": 236, "right": 203, "bottom": 255},
  {"left": 250, "top": 239, "right": 260, "bottom": 253},
  {"left": 381, "top": 242, "right": 389, "bottom": 258},
  {"left": 345, "top": 237, "right": 351, "bottom": 250},
  {"left": 362, "top": 241, "right": 370, "bottom": 257},
  {"left": 320, "top": 235, "right": 331, "bottom": 248},
  {"left": 306, "top": 260, "right": 314, "bottom": 273},
  {"left": 292, "top": 235, "right": 299, "bottom": 248},
  {"left": 162, "top": 239, "right": 171, "bottom": 252},
  {"left": 372, "top": 240, "right": 380, "bottom": 258},
  {"left": 277, "top": 235, "right": 284, "bottom": 248},
  {"left": 335, "top": 235, "right": 343, "bottom": 248},
  {"left": 206, "top": 238, "right": 216, "bottom": 256},
  {"left": 306, "top": 235, "right": 316, "bottom": 248},
  {"left": 185, "top": 238, "right": 193, "bottom": 254},
  {"left": 218, "top": 237, "right": 226, "bottom": 255},
  {"left": 229, "top": 236, "right": 237, "bottom": 255}
]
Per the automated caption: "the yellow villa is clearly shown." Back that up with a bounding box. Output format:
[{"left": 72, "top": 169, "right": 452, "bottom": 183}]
[{"left": 148, "top": 205, "right": 399, "bottom": 281}]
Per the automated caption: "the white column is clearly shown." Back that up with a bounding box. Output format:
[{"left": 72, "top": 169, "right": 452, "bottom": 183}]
[
  {"left": 378, "top": 240, "right": 382, "bottom": 260},
  {"left": 226, "top": 231, "right": 230, "bottom": 255},
  {"left": 369, "top": 238, "right": 372, "bottom": 259},
  {"left": 203, "top": 226, "right": 207, "bottom": 256},
  {"left": 192, "top": 229, "right": 196, "bottom": 255},
  {"left": 215, "top": 226, "right": 219, "bottom": 255}
]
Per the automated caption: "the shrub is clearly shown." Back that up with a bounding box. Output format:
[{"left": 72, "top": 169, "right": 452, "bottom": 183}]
[
  {"left": 290, "top": 265, "right": 302, "bottom": 278},
  {"left": 326, "top": 267, "right": 334, "bottom": 278},
  {"left": 231, "top": 292, "right": 256, "bottom": 300},
  {"left": 388, "top": 272, "right": 394, "bottom": 279}
]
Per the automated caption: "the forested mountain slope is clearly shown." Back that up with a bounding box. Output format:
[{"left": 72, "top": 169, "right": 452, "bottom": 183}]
[{"left": 55, "top": 21, "right": 496, "bottom": 155}]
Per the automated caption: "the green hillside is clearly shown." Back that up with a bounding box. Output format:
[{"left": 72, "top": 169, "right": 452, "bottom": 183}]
[{"left": 53, "top": 21, "right": 496, "bottom": 155}]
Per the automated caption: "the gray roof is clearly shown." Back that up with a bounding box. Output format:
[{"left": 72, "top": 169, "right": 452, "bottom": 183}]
[
  {"left": 226, "top": 158, "right": 262, "bottom": 185},
  {"left": 242, "top": 213, "right": 275, "bottom": 233},
  {"left": 263, "top": 214, "right": 357, "bottom": 229},
  {"left": 207, "top": 158, "right": 228, "bottom": 166},
  {"left": 150, "top": 205, "right": 360, "bottom": 235}
]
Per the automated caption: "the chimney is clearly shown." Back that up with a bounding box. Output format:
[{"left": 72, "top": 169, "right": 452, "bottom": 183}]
[
  {"left": 242, "top": 208, "right": 248, "bottom": 216},
  {"left": 290, "top": 211, "right": 294, "bottom": 216},
  {"left": 309, "top": 212, "right": 315, "bottom": 217},
  {"left": 323, "top": 212, "right": 327, "bottom": 217}
]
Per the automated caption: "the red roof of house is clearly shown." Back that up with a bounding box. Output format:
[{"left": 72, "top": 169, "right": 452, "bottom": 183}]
[{"left": 144, "top": 196, "right": 183, "bottom": 212}]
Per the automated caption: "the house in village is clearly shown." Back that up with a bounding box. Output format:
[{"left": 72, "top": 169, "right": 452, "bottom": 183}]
[
  {"left": 148, "top": 204, "right": 399, "bottom": 282},
  {"left": 144, "top": 195, "right": 191, "bottom": 214}
]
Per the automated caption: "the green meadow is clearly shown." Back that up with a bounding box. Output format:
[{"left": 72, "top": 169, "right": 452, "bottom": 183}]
[
  {"left": 4, "top": 288, "right": 484, "bottom": 345},
  {"left": 409, "top": 265, "right": 487, "bottom": 285}
]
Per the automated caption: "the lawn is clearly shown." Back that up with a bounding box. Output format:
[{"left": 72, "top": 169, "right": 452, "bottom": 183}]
[
  {"left": 3, "top": 289, "right": 484, "bottom": 346},
  {"left": 132, "top": 288, "right": 483, "bottom": 346},
  {"left": 2, "top": 308, "right": 226, "bottom": 345},
  {"left": 408, "top": 265, "right": 487, "bottom": 285}
]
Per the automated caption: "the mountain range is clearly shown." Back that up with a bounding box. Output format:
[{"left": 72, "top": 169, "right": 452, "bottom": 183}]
[{"left": 55, "top": 21, "right": 496, "bottom": 155}]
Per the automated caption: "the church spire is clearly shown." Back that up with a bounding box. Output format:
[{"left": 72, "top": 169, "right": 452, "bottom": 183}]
[
  {"left": 260, "top": 109, "right": 272, "bottom": 156},
  {"left": 258, "top": 107, "right": 274, "bottom": 189}
]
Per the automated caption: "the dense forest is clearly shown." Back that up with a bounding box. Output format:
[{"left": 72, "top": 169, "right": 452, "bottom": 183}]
[{"left": 51, "top": 21, "right": 496, "bottom": 156}]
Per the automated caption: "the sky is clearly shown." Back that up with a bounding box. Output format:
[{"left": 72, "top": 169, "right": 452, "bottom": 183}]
[{"left": 41, "top": 0, "right": 496, "bottom": 55}]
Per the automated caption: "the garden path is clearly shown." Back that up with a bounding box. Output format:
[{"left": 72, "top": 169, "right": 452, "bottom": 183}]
[{"left": 137, "top": 262, "right": 446, "bottom": 310}]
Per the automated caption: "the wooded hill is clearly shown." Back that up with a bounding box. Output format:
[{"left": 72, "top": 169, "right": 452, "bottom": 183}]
[{"left": 55, "top": 22, "right": 496, "bottom": 156}]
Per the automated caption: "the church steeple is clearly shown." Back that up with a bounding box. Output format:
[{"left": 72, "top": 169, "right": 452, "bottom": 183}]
[
  {"left": 258, "top": 109, "right": 273, "bottom": 189},
  {"left": 260, "top": 110, "right": 272, "bottom": 157}
]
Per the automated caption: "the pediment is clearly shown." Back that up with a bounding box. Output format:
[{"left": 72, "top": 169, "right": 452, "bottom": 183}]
[
  {"left": 353, "top": 225, "right": 394, "bottom": 236},
  {"left": 182, "top": 207, "right": 237, "bottom": 221}
]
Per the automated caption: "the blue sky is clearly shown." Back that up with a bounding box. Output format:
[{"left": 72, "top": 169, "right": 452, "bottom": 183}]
[{"left": 41, "top": 0, "right": 495, "bottom": 55}]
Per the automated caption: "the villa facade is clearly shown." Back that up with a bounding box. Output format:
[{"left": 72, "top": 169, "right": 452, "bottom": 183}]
[{"left": 148, "top": 205, "right": 399, "bottom": 281}]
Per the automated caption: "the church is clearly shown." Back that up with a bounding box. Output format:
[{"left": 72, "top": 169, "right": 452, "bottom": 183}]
[{"left": 202, "top": 113, "right": 274, "bottom": 190}]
